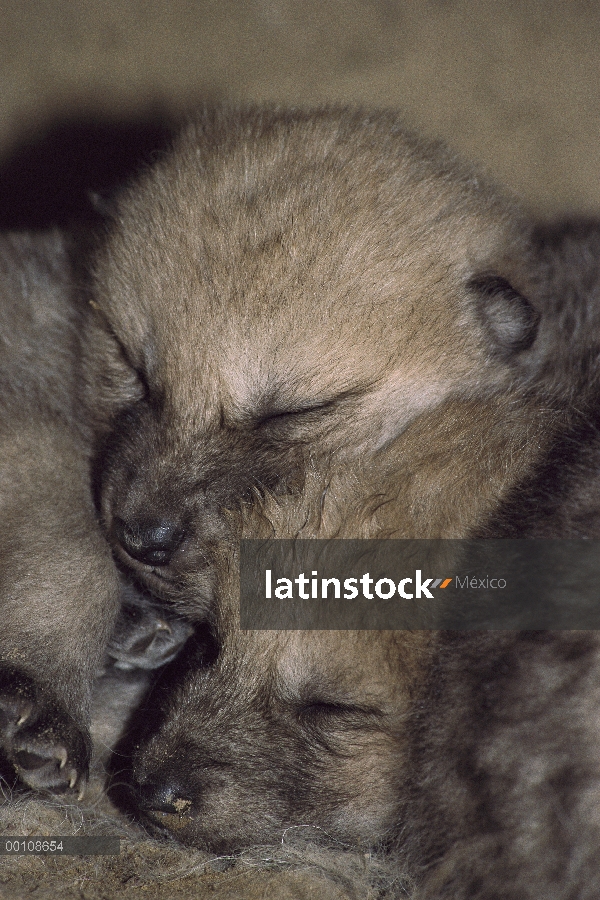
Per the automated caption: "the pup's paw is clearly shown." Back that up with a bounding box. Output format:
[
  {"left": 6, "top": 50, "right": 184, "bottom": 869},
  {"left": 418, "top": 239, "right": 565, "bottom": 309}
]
[
  {"left": 107, "top": 585, "right": 193, "bottom": 671},
  {"left": 0, "top": 666, "right": 89, "bottom": 795}
]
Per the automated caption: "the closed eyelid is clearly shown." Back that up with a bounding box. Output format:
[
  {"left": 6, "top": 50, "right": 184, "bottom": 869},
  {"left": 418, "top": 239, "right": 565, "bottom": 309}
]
[
  {"left": 254, "top": 392, "right": 361, "bottom": 428},
  {"left": 297, "top": 700, "right": 384, "bottom": 720}
]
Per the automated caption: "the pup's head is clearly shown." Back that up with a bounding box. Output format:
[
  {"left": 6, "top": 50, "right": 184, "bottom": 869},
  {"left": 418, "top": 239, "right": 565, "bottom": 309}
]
[
  {"left": 116, "top": 528, "right": 431, "bottom": 852},
  {"left": 89, "top": 107, "right": 540, "bottom": 610}
]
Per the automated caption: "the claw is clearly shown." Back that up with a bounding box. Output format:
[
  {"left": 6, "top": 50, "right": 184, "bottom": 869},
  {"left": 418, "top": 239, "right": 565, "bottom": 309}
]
[
  {"left": 0, "top": 668, "right": 90, "bottom": 795},
  {"left": 16, "top": 702, "right": 33, "bottom": 727}
]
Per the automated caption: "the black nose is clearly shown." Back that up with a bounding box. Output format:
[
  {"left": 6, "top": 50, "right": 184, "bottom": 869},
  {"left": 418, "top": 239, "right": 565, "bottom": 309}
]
[
  {"left": 114, "top": 517, "right": 184, "bottom": 566},
  {"left": 135, "top": 779, "right": 193, "bottom": 816}
]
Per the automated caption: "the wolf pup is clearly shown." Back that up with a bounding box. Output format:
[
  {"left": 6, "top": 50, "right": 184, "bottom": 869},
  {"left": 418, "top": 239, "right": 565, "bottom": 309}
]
[
  {"left": 481, "top": 218, "right": 600, "bottom": 537},
  {"left": 0, "top": 231, "right": 192, "bottom": 796},
  {"left": 88, "top": 108, "right": 587, "bottom": 877},
  {"left": 0, "top": 231, "right": 121, "bottom": 793}
]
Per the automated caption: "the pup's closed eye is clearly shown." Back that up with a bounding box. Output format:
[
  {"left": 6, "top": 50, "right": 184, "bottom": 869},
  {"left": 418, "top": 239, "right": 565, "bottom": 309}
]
[
  {"left": 296, "top": 699, "right": 385, "bottom": 730},
  {"left": 251, "top": 388, "right": 369, "bottom": 431}
]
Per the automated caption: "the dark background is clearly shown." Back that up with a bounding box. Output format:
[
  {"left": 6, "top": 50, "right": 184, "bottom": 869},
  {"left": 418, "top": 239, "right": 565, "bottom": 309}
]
[{"left": 2, "top": 0, "right": 600, "bottom": 220}]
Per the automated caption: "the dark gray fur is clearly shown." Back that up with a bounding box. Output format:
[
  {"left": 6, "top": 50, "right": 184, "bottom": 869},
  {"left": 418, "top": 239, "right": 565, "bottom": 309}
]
[
  {"left": 0, "top": 231, "right": 119, "bottom": 792},
  {"left": 398, "top": 630, "right": 600, "bottom": 899},
  {"left": 399, "top": 221, "right": 600, "bottom": 897},
  {"left": 481, "top": 219, "right": 600, "bottom": 538},
  {"left": 0, "top": 232, "right": 190, "bottom": 796}
]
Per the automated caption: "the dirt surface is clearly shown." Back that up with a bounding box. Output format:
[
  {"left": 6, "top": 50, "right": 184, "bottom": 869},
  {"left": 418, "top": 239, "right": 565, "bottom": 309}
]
[{"left": 1, "top": 2, "right": 600, "bottom": 898}]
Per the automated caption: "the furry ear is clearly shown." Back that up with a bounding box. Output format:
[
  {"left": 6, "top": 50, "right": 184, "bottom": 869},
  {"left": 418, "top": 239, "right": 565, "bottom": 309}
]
[
  {"left": 88, "top": 190, "right": 120, "bottom": 220},
  {"left": 469, "top": 274, "right": 540, "bottom": 356}
]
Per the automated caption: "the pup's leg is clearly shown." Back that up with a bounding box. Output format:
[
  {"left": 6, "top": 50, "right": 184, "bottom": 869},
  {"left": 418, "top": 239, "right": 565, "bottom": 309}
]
[{"left": 0, "top": 422, "right": 120, "bottom": 794}]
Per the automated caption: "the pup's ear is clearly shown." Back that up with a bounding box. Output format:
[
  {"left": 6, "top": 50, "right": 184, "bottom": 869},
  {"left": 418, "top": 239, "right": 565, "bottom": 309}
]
[
  {"left": 88, "top": 190, "right": 120, "bottom": 220},
  {"left": 468, "top": 274, "right": 540, "bottom": 357}
]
